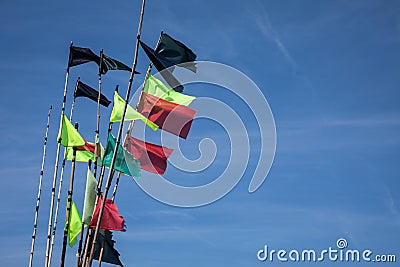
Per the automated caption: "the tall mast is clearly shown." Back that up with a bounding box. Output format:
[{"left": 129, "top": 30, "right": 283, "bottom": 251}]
[
  {"left": 29, "top": 105, "right": 52, "bottom": 267},
  {"left": 86, "top": 0, "right": 147, "bottom": 266}
]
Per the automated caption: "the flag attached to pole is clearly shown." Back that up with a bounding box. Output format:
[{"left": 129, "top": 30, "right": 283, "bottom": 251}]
[
  {"left": 75, "top": 81, "right": 111, "bottom": 107},
  {"left": 82, "top": 168, "right": 98, "bottom": 225},
  {"left": 100, "top": 54, "right": 133, "bottom": 74},
  {"left": 66, "top": 200, "right": 82, "bottom": 247},
  {"left": 57, "top": 115, "right": 85, "bottom": 147},
  {"left": 137, "top": 92, "right": 197, "bottom": 139},
  {"left": 102, "top": 132, "right": 141, "bottom": 178},
  {"left": 68, "top": 46, "right": 99, "bottom": 68},
  {"left": 144, "top": 74, "right": 195, "bottom": 106},
  {"left": 89, "top": 195, "right": 126, "bottom": 232},
  {"left": 68, "top": 45, "right": 138, "bottom": 75},
  {"left": 155, "top": 32, "right": 197, "bottom": 72},
  {"left": 94, "top": 230, "right": 123, "bottom": 266},
  {"left": 124, "top": 136, "right": 173, "bottom": 175},
  {"left": 65, "top": 141, "right": 104, "bottom": 164},
  {"left": 110, "top": 91, "right": 158, "bottom": 131},
  {"left": 139, "top": 40, "right": 184, "bottom": 92}
]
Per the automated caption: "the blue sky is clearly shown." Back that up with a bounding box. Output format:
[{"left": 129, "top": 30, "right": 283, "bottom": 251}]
[{"left": 0, "top": 0, "right": 399, "bottom": 266}]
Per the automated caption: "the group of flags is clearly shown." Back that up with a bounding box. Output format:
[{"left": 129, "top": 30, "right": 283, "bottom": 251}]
[{"left": 56, "top": 32, "right": 198, "bottom": 266}]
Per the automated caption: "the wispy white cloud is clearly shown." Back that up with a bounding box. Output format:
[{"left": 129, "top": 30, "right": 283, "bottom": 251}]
[{"left": 249, "top": 0, "right": 297, "bottom": 72}]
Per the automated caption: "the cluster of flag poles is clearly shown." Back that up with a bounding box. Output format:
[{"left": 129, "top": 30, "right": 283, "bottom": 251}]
[{"left": 29, "top": 0, "right": 202, "bottom": 266}]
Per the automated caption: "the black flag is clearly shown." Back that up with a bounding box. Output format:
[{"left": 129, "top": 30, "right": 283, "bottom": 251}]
[
  {"left": 94, "top": 230, "right": 123, "bottom": 266},
  {"left": 139, "top": 40, "right": 184, "bottom": 92},
  {"left": 74, "top": 81, "right": 111, "bottom": 107},
  {"left": 68, "top": 45, "right": 138, "bottom": 75},
  {"left": 155, "top": 32, "right": 197, "bottom": 72},
  {"left": 100, "top": 53, "right": 138, "bottom": 75},
  {"left": 68, "top": 46, "right": 99, "bottom": 68}
]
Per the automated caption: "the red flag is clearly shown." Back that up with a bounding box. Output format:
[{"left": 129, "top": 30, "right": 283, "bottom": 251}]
[
  {"left": 90, "top": 195, "right": 126, "bottom": 232},
  {"left": 137, "top": 92, "right": 197, "bottom": 139},
  {"left": 76, "top": 141, "right": 95, "bottom": 153},
  {"left": 124, "top": 136, "right": 174, "bottom": 175}
]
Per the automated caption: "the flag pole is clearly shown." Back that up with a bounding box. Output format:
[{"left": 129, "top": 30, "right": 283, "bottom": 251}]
[
  {"left": 86, "top": 1, "right": 146, "bottom": 266},
  {"left": 60, "top": 122, "right": 80, "bottom": 267},
  {"left": 47, "top": 77, "right": 80, "bottom": 267},
  {"left": 45, "top": 42, "right": 72, "bottom": 267},
  {"left": 80, "top": 121, "right": 114, "bottom": 267},
  {"left": 29, "top": 105, "right": 52, "bottom": 267},
  {"left": 110, "top": 62, "right": 153, "bottom": 202},
  {"left": 93, "top": 50, "right": 103, "bottom": 180},
  {"left": 75, "top": 159, "right": 93, "bottom": 267}
]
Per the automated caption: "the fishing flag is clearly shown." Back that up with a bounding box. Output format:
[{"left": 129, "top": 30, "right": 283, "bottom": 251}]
[
  {"left": 155, "top": 32, "right": 197, "bottom": 72},
  {"left": 66, "top": 141, "right": 95, "bottom": 162},
  {"left": 139, "top": 40, "right": 184, "bottom": 92},
  {"left": 93, "top": 230, "right": 123, "bottom": 266},
  {"left": 102, "top": 132, "right": 141, "bottom": 178},
  {"left": 144, "top": 74, "right": 195, "bottom": 106},
  {"left": 90, "top": 195, "right": 126, "bottom": 232},
  {"left": 110, "top": 91, "right": 158, "bottom": 131},
  {"left": 137, "top": 92, "right": 197, "bottom": 139},
  {"left": 100, "top": 53, "right": 133, "bottom": 75},
  {"left": 75, "top": 80, "right": 111, "bottom": 107},
  {"left": 66, "top": 200, "right": 82, "bottom": 247},
  {"left": 124, "top": 136, "right": 174, "bottom": 175},
  {"left": 68, "top": 45, "right": 138, "bottom": 75},
  {"left": 68, "top": 46, "right": 99, "bottom": 68},
  {"left": 82, "top": 168, "right": 98, "bottom": 225},
  {"left": 57, "top": 115, "right": 85, "bottom": 147}
]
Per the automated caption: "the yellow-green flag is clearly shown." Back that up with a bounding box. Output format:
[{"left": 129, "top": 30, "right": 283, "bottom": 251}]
[
  {"left": 144, "top": 74, "right": 195, "bottom": 106},
  {"left": 66, "top": 200, "right": 82, "bottom": 247},
  {"left": 65, "top": 141, "right": 104, "bottom": 165},
  {"left": 82, "top": 168, "right": 98, "bottom": 225},
  {"left": 110, "top": 92, "right": 158, "bottom": 131},
  {"left": 57, "top": 115, "right": 85, "bottom": 147}
]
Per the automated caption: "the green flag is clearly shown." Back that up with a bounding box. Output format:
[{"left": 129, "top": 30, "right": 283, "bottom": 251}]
[
  {"left": 110, "top": 91, "right": 158, "bottom": 131},
  {"left": 65, "top": 141, "right": 104, "bottom": 165},
  {"left": 57, "top": 115, "right": 85, "bottom": 147},
  {"left": 144, "top": 74, "right": 195, "bottom": 106},
  {"left": 82, "top": 168, "right": 98, "bottom": 225},
  {"left": 102, "top": 132, "right": 141, "bottom": 178},
  {"left": 66, "top": 200, "right": 82, "bottom": 248}
]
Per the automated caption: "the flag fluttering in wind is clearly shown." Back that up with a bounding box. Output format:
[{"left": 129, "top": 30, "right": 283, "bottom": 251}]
[
  {"left": 110, "top": 91, "right": 158, "bottom": 131},
  {"left": 100, "top": 54, "right": 132, "bottom": 74},
  {"left": 65, "top": 141, "right": 95, "bottom": 162},
  {"left": 139, "top": 40, "right": 184, "bottom": 92},
  {"left": 68, "top": 46, "right": 99, "bottom": 68},
  {"left": 102, "top": 132, "right": 141, "bottom": 178},
  {"left": 124, "top": 136, "right": 174, "bottom": 175},
  {"left": 66, "top": 200, "right": 82, "bottom": 247},
  {"left": 144, "top": 74, "right": 195, "bottom": 106},
  {"left": 57, "top": 115, "right": 85, "bottom": 147},
  {"left": 89, "top": 195, "right": 126, "bottom": 232},
  {"left": 137, "top": 92, "right": 197, "bottom": 139},
  {"left": 74, "top": 80, "right": 111, "bottom": 107},
  {"left": 65, "top": 141, "right": 104, "bottom": 164},
  {"left": 68, "top": 45, "right": 138, "bottom": 75},
  {"left": 82, "top": 168, "right": 98, "bottom": 225},
  {"left": 155, "top": 32, "right": 197, "bottom": 72},
  {"left": 93, "top": 230, "right": 123, "bottom": 266}
]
